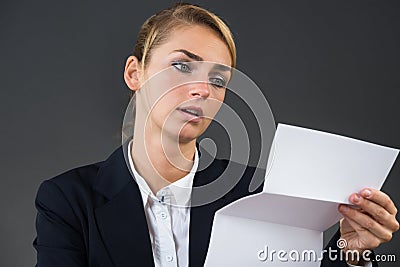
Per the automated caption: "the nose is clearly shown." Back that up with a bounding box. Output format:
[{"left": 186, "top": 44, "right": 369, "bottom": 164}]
[{"left": 189, "top": 81, "right": 210, "bottom": 98}]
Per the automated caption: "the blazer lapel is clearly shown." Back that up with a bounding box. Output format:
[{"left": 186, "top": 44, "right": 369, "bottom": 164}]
[
  {"left": 189, "top": 151, "right": 230, "bottom": 267},
  {"left": 93, "top": 146, "right": 154, "bottom": 267},
  {"left": 189, "top": 200, "right": 220, "bottom": 267}
]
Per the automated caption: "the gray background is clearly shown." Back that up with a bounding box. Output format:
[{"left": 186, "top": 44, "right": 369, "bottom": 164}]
[{"left": 1, "top": 0, "right": 399, "bottom": 266}]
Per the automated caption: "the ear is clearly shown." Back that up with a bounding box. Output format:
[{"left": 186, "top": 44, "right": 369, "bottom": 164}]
[{"left": 124, "top": 56, "right": 142, "bottom": 91}]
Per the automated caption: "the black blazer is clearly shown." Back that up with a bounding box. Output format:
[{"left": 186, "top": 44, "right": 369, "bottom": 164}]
[{"left": 33, "top": 145, "right": 376, "bottom": 267}]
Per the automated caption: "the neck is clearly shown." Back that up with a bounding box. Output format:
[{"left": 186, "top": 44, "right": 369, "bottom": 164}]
[{"left": 131, "top": 117, "right": 196, "bottom": 194}]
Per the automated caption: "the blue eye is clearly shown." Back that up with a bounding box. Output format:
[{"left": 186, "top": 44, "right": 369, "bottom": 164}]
[
  {"left": 209, "top": 76, "right": 227, "bottom": 88},
  {"left": 172, "top": 62, "right": 192, "bottom": 73}
]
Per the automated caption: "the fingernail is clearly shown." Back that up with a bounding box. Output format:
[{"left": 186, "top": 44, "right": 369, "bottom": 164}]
[
  {"left": 362, "top": 189, "right": 372, "bottom": 198},
  {"left": 352, "top": 194, "right": 361, "bottom": 203}
]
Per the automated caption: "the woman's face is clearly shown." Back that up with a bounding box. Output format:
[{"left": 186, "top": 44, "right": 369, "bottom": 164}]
[{"left": 135, "top": 25, "right": 232, "bottom": 142}]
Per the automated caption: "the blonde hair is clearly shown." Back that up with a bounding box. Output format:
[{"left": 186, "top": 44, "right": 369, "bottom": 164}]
[{"left": 133, "top": 3, "right": 237, "bottom": 69}]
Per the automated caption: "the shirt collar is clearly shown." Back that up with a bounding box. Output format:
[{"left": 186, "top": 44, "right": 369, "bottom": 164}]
[{"left": 127, "top": 140, "right": 199, "bottom": 207}]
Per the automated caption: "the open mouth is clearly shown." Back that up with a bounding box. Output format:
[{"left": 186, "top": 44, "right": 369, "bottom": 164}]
[
  {"left": 177, "top": 106, "right": 204, "bottom": 121},
  {"left": 178, "top": 106, "right": 203, "bottom": 117}
]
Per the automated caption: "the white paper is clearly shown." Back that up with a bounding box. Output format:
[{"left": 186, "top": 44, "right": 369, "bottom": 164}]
[
  {"left": 206, "top": 214, "right": 323, "bottom": 266},
  {"left": 204, "top": 123, "right": 399, "bottom": 266},
  {"left": 263, "top": 124, "right": 399, "bottom": 204}
]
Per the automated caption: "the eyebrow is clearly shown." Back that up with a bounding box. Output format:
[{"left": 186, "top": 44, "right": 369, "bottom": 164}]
[
  {"left": 211, "top": 63, "right": 231, "bottom": 72},
  {"left": 172, "top": 49, "right": 231, "bottom": 72},
  {"left": 172, "top": 49, "right": 203, "bottom": 61}
]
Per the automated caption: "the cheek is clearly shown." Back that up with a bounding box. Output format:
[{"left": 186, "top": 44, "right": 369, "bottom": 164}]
[
  {"left": 206, "top": 89, "right": 226, "bottom": 116},
  {"left": 151, "top": 90, "right": 182, "bottom": 120},
  {"left": 215, "top": 89, "right": 226, "bottom": 102}
]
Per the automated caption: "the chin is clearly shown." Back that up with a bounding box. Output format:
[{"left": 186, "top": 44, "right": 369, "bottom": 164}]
[
  {"left": 177, "top": 131, "right": 200, "bottom": 143},
  {"left": 177, "top": 125, "right": 206, "bottom": 143}
]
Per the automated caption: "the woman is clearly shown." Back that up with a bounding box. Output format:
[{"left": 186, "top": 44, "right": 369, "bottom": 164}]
[{"left": 33, "top": 3, "right": 399, "bottom": 267}]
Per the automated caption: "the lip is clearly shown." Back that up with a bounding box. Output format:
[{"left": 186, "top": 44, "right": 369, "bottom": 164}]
[{"left": 177, "top": 105, "right": 204, "bottom": 123}]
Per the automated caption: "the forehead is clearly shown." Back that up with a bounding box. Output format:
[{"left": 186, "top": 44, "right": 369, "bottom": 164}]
[{"left": 153, "top": 25, "right": 232, "bottom": 67}]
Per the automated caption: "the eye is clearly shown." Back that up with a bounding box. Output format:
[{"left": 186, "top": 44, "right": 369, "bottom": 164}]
[
  {"left": 172, "top": 62, "right": 192, "bottom": 73},
  {"left": 209, "top": 76, "right": 227, "bottom": 88}
]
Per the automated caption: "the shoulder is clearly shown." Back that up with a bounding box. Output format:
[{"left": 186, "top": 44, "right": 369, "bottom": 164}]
[
  {"left": 225, "top": 159, "right": 266, "bottom": 198},
  {"left": 197, "top": 152, "right": 266, "bottom": 200},
  {"left": 36, "top": 161, "right": 103, "bottom": 202},
  {"left": 33, "top": 158, "right": 114, "bottom": 261},
  {"left": 35, "top": 144, "right": 133, "bottom": 212},
  {"left": 35, "top": 145, "right": 128, "bottom": 213},
  {"left": 34, "top": 161, "right": 107, "bottom": 229},
  {"left": 197, "top": 146, "right": 265, "bottom": 187}
]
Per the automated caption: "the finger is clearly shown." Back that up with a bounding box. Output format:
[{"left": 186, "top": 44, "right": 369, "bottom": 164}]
[
  {"left": 341, "top": 215, "right": 383, "bottom": 250},
  {"left": 359, "top": 188, "right": 398, "bottom": 215},
  {"left": 349, "top": 193, "right": 398, "bottom": 230},
  {"left": 339, "top": 218, "right": 353, "bottom": 235},
  {"left": 339, "top": 204, "right": 393, "bottom": 242}
]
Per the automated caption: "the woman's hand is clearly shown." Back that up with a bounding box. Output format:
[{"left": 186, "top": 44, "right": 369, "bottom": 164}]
[{"left": 338, "top": 188, "right": 399, "bottom": 265}]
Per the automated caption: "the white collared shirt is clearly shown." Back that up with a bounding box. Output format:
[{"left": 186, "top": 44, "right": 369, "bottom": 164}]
[{"left": 127, "top": 140, "right": 199, "bottom": 267}]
